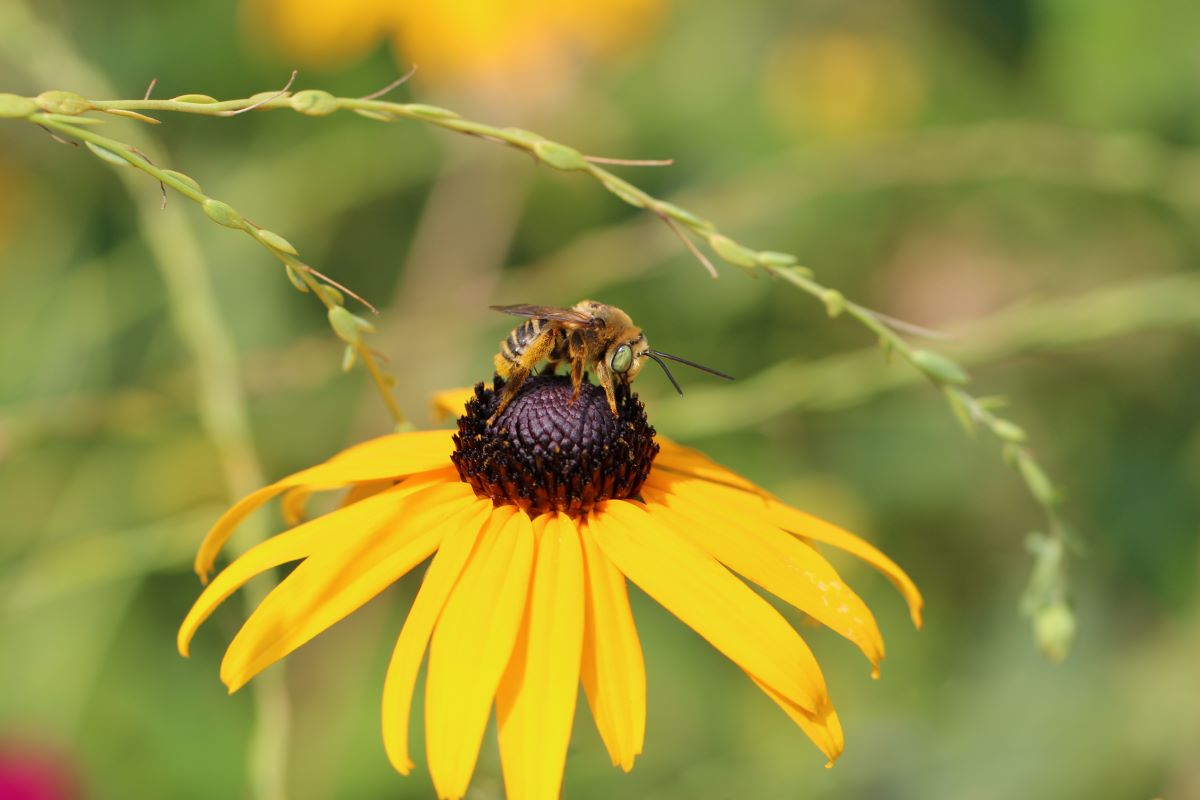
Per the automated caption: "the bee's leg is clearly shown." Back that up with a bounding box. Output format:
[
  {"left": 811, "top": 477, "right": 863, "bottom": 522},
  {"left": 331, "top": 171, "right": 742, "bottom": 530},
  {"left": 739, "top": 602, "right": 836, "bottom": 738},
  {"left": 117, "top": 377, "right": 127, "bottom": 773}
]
[
  {"left": 490, "top": 351, "right": 518, "bottom": 418},
  {"left": 489, "top": 332, "right": 557, "bottom": 424},
  {"left": 493, "top": 351, "right": 512, "bottom": 379},
  {"left": 490, "top": 378, "right": 522, "bottom": 423},
  {"left": 565, "top": 331, "right": 589, "bottom": 403},
  {"left": 595, "top": 363, "right": 619, "bottom": 416},
  {"left": 568, "top": 357, "right": 586, "bottom": 404}
]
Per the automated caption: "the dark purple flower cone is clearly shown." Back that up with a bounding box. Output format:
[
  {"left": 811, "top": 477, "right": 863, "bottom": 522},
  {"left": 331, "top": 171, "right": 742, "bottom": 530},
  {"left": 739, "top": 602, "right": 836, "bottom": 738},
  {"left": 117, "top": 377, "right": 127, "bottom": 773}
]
[{"left": 452, "top": 375, "right": 659, "bottom": 516}]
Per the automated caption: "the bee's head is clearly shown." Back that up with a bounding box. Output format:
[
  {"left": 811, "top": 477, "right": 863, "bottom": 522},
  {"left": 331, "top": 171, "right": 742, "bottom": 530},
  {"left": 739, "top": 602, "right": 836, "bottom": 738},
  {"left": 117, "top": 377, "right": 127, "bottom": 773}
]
[{"left": 607, "top": 334, "right": 648, "bottom": 382}]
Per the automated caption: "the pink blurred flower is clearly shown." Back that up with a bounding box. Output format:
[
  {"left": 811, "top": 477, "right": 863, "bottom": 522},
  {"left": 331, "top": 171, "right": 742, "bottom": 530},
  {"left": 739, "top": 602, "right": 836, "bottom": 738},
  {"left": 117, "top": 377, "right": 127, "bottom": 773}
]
[{"left": 0, "top": 744, "right": 78, "bottom": 800}]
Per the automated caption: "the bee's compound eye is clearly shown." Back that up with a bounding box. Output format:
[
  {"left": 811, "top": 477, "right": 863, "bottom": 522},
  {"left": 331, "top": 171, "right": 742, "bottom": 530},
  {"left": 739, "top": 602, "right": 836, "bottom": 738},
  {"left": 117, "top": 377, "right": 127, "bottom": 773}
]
[{"left": 611, "top": 344, "right": 633, "bottom": 373}]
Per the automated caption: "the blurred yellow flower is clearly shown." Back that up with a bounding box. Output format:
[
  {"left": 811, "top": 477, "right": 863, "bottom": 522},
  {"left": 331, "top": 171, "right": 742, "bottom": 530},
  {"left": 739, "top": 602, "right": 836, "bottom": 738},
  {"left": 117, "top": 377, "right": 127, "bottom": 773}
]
[
  {"left": 181, "top": 377, "right": 921, "bottom": 798},
  {"left": 764, "top": 31, "right": 926, "bottom": 137},
  {"left": 247, "top": 0, "right": 664, "bottom": 85}
]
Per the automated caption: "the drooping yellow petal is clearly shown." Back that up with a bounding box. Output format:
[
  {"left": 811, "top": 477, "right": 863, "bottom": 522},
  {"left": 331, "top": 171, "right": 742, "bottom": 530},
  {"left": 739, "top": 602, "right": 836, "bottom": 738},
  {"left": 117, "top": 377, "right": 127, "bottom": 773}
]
[
  {"left": 648, "top": 447, "right": 924, "bottom": 630},
  {"left": 751, "top": 675, "right": 845, "bottom": 766},
  {"left": 279, "top": 479, "right": 401, "bottom": 528},
  {"left": 425, "top": 510, "right": 535, "bottom": 800},
  {"left": 280, "top": 486, "right": 313, "bottom": 526},
  {"left": 764, "top": 497, "right": 924, "bottom": 628},
  {"left": 431, "top": 386, "right": 477, "bottom": 422},
  {"left": 579, "top": 516, "right": 645, "bottom": 772},
  {"left": 194, "top": 433, "right": 456, "bottom": 582},
  {"left": 186, "top": 476, "right": 453, "bottom": 659},
  {"left": 220, "top": 481, "right": 482, "bottom": 692},
  {"left": 592, "top": 501, "right": 828, "bottom": 714},
  {"left": 642, "top": 478, "right": 885, "bottom": 670},
  {"left": 497, "top": 513, "right": 585, "bottom": 800},
  {"left": 179, "top": 506, "right": 334, "bottom": 657},
  {"left": 383, "top": 506, "right": 514, "bottom": 775}
]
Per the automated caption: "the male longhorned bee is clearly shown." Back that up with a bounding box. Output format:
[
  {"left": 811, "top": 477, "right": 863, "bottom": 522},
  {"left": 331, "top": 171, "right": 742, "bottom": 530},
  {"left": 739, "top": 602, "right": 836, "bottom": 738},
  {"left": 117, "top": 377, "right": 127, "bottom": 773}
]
[{"left": 490, "top": 300, "right": 733, "bottom": 421}]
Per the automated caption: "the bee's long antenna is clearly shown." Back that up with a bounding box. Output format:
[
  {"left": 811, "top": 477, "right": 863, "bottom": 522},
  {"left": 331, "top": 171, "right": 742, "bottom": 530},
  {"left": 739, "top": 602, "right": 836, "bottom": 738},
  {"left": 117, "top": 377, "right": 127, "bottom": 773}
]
[
  {"left": 648, "top": 350, "right": 734, "bottom": 381},
  {"left": 646, "top": 352, "right": 685, "bottom": 396}
]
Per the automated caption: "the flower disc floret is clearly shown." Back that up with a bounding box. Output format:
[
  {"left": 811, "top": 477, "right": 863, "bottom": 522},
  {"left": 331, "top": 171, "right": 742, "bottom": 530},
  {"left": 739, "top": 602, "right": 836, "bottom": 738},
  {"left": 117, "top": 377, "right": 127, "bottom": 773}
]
[{"left": 451, "top": 375, "right": 659, "bottom": 515}]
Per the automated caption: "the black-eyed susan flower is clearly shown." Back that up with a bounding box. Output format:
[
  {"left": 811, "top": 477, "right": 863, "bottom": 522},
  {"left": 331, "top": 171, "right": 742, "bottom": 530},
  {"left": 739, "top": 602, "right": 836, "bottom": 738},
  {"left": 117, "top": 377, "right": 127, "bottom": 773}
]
[
  {"left": 180, "top": 375, "right": 921, "bottom": 800},
  {"left": 246, "top": 0, "right": 665, "bottom": 88}
]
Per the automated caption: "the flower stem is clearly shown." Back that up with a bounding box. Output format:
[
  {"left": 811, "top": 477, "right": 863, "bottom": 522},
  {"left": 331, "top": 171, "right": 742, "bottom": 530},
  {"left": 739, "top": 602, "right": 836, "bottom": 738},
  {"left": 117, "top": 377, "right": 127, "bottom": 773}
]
[
  {"left": 29, "top": 112, "right": 407, "bottom": 428},
  {"left": 0, "top": 5, "right": 301, "bottom": 792}
]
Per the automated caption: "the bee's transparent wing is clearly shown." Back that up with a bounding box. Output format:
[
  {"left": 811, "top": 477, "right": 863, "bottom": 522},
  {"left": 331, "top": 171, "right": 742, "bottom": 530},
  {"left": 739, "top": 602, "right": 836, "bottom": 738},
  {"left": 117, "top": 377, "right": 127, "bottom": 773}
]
[{"left": 490, "top": 304, "right": 594, "bottom": 326}]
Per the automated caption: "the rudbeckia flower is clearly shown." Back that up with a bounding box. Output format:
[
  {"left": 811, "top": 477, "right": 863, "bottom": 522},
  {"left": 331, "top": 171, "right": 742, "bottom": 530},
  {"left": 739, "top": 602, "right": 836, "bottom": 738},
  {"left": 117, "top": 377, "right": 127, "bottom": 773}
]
[
  {"left": 246, "top": 0, "right": 665, "bottom": 86},
  {"left": 180, "top": 375, "right": 921, "bottom": 799}
]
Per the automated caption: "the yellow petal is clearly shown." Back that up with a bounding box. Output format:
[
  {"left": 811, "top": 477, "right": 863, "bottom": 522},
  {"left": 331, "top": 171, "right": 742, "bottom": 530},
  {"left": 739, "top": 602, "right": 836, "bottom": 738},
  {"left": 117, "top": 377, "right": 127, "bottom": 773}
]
[
  {"left": 496, "top": 513, "right": 585, "bottom": 800},
  {"left": 220, "top": 481, "right": 482, "bottom": 692},
  {"left": 340, "top": 478, "right": 397, "bottom": 509},
  {"left": 326, "top": 429, "right": 456, "bottom": 472},
  {"left": 579, "top": 517, "right": 646, "bottom": 771},
  {"left": 279, "top": 479, "right": 403, "bottom": 528},
  {"left": 648, "top": 449, "right": 924, "bottom": 630},
  {"left": 194, "top": 433, "right": 456, "bottom": 582},
  {"left": 179, "top": 509, "right": 328, "bottom": 657},
  {"left": 425, "top": 510, "right": 535, "bottom": 800},
  {"left": 653, "top": 439, "right": 766, "bottom": 494},
  {"left": 751, "top": 675, "right": 845, "bottom": 766},
  {"left": 764, "top": 497, "right": 924, "bottom": 628},
  {"left": 382, "top": 506, "right": 513, "bottom": 775},
  {"left": 592, "top": 501, "right": 828, "bottom": 714},
  {"left": 185, "top": 475, "right": 454, "bottom": 659},
  {"left": 280, "top": 486, "right": 313, "bottom": 526},
  {"left": 642, "top": 479, "right": 885, "bottom": 669},
  {"left": 431, "top": 386, "right": 477, "bottom": 422}
]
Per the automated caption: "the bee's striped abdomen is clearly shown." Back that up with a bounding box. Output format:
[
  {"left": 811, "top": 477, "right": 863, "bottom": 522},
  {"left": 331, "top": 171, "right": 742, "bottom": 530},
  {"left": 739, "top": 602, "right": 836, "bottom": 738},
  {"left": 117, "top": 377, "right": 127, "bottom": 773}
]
[{"left": 499, "top": 318, "right": 546, "bottom": 366}]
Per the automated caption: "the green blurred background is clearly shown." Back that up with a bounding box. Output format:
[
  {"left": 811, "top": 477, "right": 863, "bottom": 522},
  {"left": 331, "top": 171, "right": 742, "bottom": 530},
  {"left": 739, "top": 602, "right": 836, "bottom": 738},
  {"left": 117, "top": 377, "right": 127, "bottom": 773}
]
[{"left": 1, "top": 0, "right": 1198, "bottom": 798}]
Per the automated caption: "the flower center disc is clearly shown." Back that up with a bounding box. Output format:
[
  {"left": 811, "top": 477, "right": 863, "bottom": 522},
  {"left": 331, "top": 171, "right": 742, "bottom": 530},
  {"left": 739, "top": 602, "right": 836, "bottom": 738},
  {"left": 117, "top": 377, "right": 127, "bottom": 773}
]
[{"left": 451, "top": 375, "right": 660, "bottom": 516}]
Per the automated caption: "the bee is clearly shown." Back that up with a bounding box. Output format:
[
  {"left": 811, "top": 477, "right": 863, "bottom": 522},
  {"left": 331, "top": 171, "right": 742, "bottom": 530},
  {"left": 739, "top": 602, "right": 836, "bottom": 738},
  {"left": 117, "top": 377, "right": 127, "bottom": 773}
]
[{"left": 490, "top": 300, "right": 733, "bottom": 421}]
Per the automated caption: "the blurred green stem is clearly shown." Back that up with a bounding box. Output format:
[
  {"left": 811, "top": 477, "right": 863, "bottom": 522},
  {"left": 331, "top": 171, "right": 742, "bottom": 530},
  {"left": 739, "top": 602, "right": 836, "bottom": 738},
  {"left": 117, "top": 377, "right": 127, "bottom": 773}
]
[
  {"left": 386, "top": 138, "right": 529, "bottom": 422},
  {"left": 132, "top": 156, "right": 292, "bottom": 800},
  {"left": 666, "top": 271, "right": 1200, "bottom": 434},
  {"left": 0, "top": 4, "right": 291, "bottom": 797}
]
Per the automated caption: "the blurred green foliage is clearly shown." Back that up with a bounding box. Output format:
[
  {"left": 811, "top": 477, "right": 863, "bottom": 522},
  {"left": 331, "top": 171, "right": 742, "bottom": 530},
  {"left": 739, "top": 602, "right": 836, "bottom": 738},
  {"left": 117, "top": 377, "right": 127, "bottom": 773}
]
[{"left": 1, "top": 0, "right": 1198, "bottom": 798}]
